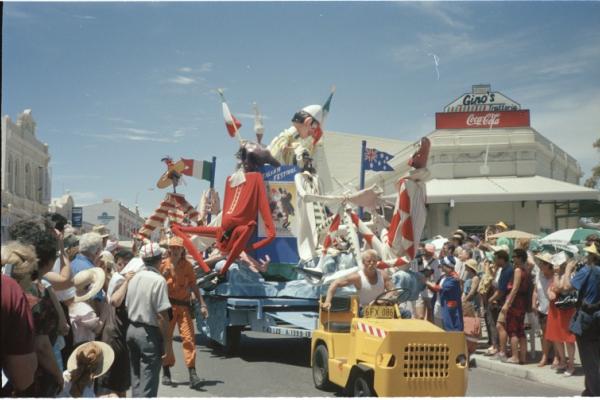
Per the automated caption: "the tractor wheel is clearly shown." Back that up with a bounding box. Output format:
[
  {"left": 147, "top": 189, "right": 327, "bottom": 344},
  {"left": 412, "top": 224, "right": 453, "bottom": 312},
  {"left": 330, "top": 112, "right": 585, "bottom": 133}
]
[
  {"left": 351, "top": 371, "right": 374, "bottom": 397},
  {"left": 312, "top": 344, "right": 332, "bottom": 390}
]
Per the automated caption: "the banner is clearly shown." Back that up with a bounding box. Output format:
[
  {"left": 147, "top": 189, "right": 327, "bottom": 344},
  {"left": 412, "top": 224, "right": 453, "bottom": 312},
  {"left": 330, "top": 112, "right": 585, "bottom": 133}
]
[
  {"left": 255, "top": 165, "right": 300, "bottom": 266},
  {"left": 72, "top": 207, "right": 83, "bottom": 228},
  {"left": 435, "top": 110, "right": 530, "bottom": 129}
]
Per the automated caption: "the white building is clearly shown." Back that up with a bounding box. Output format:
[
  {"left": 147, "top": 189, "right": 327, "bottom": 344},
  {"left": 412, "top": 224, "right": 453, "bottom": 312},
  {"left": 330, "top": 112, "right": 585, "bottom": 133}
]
[
  {"left": 82, "top": 199, "right": 145, "bottom": 240},
  {"left": 320, "top": 84, "right": 600, "bottom": 238},
  {"left": 1, "top": 110, "right": 52, "bottom": 241}
]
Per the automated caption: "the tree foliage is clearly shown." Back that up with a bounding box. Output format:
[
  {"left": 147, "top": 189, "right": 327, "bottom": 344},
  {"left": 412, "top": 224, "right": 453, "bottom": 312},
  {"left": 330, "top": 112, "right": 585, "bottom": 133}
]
[{"left": 584, "top": 138, "right": 600, "bottom": 189}]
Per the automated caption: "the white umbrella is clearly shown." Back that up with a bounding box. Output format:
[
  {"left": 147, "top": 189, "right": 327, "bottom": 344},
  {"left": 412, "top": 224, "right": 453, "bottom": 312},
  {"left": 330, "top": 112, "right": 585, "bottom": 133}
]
[
  {"left": 489, "top": 230, "right": 538, "bottom": 240},
  {"left": 539, "top": 228, "right": 600, "bottom": 246}
]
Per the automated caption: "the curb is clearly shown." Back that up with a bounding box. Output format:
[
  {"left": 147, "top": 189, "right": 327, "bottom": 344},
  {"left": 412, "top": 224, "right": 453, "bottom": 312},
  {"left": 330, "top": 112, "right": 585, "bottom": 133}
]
[{"left": 471, "top": 354, "right": 583, "bottom": 393}]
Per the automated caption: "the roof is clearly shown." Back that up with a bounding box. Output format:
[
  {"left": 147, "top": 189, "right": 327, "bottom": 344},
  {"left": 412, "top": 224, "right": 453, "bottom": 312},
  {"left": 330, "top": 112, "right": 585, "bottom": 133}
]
[{"left": 426, "top": 175, "right": 600, "bottom": 203}]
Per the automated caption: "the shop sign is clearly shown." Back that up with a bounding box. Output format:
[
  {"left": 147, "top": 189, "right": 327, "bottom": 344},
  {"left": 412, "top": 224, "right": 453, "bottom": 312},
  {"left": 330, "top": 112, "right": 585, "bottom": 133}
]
[
  {"left": 435, "top": 110, "right": 530, "bottom": 129},
  {"left": 444, "top": 91, "right": 520, "bottom": 112},
  {"left": 97, "top": 211, "right": 115, "bottom": 225}
]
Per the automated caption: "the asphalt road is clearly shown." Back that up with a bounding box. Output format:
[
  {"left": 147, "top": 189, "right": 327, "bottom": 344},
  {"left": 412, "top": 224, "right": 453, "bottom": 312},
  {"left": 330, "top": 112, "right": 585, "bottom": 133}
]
[{"left": 157, "top": 331, "right": 579, "bottom": 397}]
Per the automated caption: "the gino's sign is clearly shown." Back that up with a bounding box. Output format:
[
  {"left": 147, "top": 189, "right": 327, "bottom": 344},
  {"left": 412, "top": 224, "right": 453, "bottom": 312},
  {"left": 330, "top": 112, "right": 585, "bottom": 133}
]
[
  {"left": 435, "top": 110, "right": 530, "bottom": 129},
  {"left": 444, "top": 85, "right": 521, "bottom": 112}
]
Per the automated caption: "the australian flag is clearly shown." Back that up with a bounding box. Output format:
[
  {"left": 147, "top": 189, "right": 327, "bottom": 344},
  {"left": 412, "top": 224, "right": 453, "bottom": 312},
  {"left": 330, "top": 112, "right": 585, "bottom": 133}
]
[{"left": 363, "top": 147, "right": 394, "bottom": 171}]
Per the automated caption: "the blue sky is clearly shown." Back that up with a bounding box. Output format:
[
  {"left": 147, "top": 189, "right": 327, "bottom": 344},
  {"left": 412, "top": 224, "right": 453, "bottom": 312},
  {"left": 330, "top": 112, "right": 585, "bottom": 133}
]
[{"left": 3, "top": 1, "right": 600, "bottom": 217}]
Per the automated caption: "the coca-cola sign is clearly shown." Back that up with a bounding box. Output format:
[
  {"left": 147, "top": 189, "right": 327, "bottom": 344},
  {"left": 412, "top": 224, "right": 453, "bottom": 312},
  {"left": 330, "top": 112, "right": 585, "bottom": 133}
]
[
  {"left": 436, "top": 110, "right": 530, "bottom": 129},
  {"left": 466, "top": 113, "right": 500, "bottom": 127}
]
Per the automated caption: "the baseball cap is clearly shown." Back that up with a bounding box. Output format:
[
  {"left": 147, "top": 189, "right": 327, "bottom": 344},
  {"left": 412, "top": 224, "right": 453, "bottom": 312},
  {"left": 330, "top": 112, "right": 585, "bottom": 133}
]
[
  {"left": 441, "top": 255, "right": 456, "bottom": 268},
  {"left": 139, "top": 242, "right": 164, "bottom": 259}
]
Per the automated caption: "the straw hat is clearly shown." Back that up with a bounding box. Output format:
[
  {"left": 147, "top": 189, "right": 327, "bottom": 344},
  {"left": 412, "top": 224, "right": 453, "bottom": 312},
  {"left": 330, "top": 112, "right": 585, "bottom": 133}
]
[
  {"left": 168, "top": 236, "right": 184, "bottom": 248},
  {"left": 92, "top": 225, "right": 110, "bottom": 238},
  {"left": 584, "top": 243, "right": 599, "bottom": 256},
  {"left": 464, "top": 259, "right": 480, "bottom": 274},
  {"left": 495, "top": 221, "right": 508, "bottom": 231},
  {"left": 534, "top": 252, "right": 555, "bottom": 266},
  {"left": 73, "top": 267, "right": 106, "bottom": 303},
  {"left": 67, "top": 341, "right": 115, "bottom": 379}
]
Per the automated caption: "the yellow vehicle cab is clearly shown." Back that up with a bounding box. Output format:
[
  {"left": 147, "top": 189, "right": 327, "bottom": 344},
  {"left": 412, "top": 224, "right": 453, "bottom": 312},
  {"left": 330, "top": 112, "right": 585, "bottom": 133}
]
[{"left": 311, "top": 292, "right": 468, "bottom": 397}]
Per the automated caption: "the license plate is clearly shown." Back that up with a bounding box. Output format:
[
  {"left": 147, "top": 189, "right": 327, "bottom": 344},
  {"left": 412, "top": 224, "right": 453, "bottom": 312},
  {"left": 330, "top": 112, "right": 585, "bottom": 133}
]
[{"left": 363, "top": 305, "right": 396, "bottom": 319}]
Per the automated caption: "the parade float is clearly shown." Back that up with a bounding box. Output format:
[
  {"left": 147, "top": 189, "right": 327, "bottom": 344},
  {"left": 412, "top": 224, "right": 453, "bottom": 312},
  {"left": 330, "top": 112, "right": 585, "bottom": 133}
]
[{"left": 137, "top": 88, "right": 468, "bottom": 395}]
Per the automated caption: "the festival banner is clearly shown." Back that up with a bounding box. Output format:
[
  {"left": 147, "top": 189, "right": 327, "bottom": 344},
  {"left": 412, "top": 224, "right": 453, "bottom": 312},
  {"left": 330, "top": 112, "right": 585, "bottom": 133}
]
[{"left": 255, "top": 165, "right": 301, "bottom": 267}]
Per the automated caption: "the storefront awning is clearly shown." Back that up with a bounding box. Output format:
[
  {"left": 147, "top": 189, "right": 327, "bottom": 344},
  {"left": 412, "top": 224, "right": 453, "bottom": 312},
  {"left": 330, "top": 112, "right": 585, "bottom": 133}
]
[{"left": 426, "top": 175, "right": 600, "bottom": 204}]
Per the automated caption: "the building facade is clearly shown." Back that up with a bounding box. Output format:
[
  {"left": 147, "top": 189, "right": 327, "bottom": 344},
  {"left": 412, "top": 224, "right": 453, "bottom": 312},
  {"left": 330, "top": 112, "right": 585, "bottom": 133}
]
[
  {"left": 1, "top": 110, "right": 52, "bottom": 242},
  {"left": 81, "top": 199, "right": 145, "bottom": 240},
  {"left": 321, "top": 85, "right": 600, "bottom": 238}
]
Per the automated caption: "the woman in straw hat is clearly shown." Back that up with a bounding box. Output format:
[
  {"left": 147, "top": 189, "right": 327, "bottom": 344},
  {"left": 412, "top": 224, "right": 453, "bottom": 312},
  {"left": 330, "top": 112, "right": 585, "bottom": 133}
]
[
  {"left": 532, "top": 252, "right": 558, "bottom": 368},
  {"left": 546, "top": 258, "right": 576, "bottom": 376},
  {"left": 60, "top": 341, "right": 115, "bottom": 398},
  {"left": 65, "top": 268, "right": 106, "bottom": 346}
]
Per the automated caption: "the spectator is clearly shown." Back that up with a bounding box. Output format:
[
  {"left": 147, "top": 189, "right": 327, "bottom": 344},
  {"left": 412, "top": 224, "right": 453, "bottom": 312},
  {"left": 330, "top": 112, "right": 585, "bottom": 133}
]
[
  {"left": 532, "top": 252, "right": 556, "bottom": 368},
  {"left": 500, "top": 248, "right": 531, "bottom": 364},
  {"left": 479, "top": 257, "right": 498, "bottom": 355},
  {"left": 462, "top": 259, "right": 481, "bottom": 313},
  {"left": 125, "top": 243, "right": 171, "bottom": 397},
  {"left": 59, "top": 341, "right": 115, "bottom": 398},
  {"left": 489, "top": 250, "right": 513, "bottom": 360},
  {"left": 72, "top": 232, "right": 106, "bottom": 317},
  {"left": 546, "top": 261, "right": 576, "bottom": 376},
  {"left": 0, "top": 257, "right": 38, "bottom": 395},
  {"left": 97, "top": 250, "right": 136, "bottom": 397},
  {"left": 562, "top": 242, "right": 600, "bottom": 395},
  {"left": 160, "top": 237, "right": 208, "bottom": 389},
  {"left": 92, "top": 225, "right": 111, "bottom": 249},
  {"left": 456, "top": 248, "right": 473, "bottom": 282},
  {"left": 66, "top": 268, "right": 106, "bottom": 346},
  {"left": 7, "top": 221, "right": 65, "bottom": 396},
  {"left": 423, "top": 255, "right": 464, "bottom": 332},
  {"left": 420, "top": 244, "right": 440, "bottom": 322}
]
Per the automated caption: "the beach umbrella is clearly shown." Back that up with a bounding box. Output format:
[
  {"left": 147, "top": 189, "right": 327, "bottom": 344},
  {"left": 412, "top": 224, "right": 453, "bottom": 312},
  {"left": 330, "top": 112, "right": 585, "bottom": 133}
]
[
  {"left": 489, "top": 230, "right": 538, "bottom": 240},
  {"left": 539, "top": 228, "right": 600, "bottom": 246}
]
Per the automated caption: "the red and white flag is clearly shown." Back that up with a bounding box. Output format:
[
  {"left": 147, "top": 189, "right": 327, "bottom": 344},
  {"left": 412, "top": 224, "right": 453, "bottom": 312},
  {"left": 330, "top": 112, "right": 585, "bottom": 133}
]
[{"left": 218, "top": 89, "right": 241, "bottom": 138}]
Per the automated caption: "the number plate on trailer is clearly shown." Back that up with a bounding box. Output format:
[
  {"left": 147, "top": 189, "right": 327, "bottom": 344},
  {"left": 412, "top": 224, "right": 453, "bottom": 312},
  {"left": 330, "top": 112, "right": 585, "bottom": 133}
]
[{"left": 363, "top": 305, "right": 396, "bottom": 319}]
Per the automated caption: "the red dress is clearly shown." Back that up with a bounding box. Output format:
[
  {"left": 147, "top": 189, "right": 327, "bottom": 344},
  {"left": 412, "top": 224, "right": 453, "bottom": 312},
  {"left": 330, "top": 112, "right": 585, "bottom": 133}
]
[
  {"left": 544, "top": 281, "right": 576, "bottom": 343},
  {"left": 505, "top": 267, "right": 530, "bottom": 338}
]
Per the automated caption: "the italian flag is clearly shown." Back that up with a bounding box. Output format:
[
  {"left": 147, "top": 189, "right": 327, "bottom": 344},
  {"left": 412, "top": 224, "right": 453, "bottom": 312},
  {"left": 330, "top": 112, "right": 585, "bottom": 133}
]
[
  {"left": 218, "top": 90, "right": 242, "bottom": 138},
  {"left": 181, "top": 159, "right": 213, "bottom": 181}
]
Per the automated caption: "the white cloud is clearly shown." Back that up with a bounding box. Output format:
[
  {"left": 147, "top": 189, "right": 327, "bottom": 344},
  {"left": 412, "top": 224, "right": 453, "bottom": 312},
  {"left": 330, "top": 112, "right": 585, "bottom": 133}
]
[
  {"left": 73, "top": 15, "right": 96, "bottom": 20},
  {"left": 410, "top": 2, "right": 470, "bottom": 30},
  {"left": 236, "top": 112, "right": 271, "bottom": 120},
  {"left": 511, "top": 35, "right": 600, "bottom": 79},
  {"left": 197, "top": 62, "right": 213, "bottom": 73},
  {"left": 179, "top": 67, "right": 193, "bottom": 73},
  {"left": 118, "top": 127, "right": 158, "bottom": 135},
  {"left": 108, "top": 117, "right": 135, "bottom": 124},
  {"left": 169, "top": 76, "right": 196, "bottom": 85},
  {"left": 87, "top": 133, "right": 180, "bottom": 144}
]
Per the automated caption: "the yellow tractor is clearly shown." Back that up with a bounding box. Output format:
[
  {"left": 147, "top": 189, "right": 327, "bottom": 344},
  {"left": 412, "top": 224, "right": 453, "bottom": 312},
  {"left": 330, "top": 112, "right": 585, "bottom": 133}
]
[{"left": 311, "top": 289, "right": 468, "bottom": 396}]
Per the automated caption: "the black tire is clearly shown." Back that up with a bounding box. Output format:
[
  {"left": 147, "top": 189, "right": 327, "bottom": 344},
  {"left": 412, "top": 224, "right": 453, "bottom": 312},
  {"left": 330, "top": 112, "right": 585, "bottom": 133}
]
[
  {"left": 312, "top": 344, "right": 332, "bottom": 390},
  {"left": 351, "top": 371, "right": 374, "bottom": 397},
  {"left": 223, "top": 326, "right": 242, "bottom": 355}
]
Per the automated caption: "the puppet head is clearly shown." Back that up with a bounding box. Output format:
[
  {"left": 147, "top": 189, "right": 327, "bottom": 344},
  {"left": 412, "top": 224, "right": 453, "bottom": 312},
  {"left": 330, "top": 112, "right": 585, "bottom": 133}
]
[
  {"left": 291, "top": 105, "right": 322, "bottom": 141},
  {"left": 407, "top": 137, "right": 431, "bottom": 170},
  {"left": 236, "top": 141, "right": 281, "bottom": 172}
]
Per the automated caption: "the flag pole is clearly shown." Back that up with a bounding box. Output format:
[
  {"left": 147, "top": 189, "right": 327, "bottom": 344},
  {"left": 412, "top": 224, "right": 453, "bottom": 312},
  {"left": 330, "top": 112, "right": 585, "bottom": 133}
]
[
  {"left": 359, "top": 140, "right": 366, "bottom": 219},
  {"left": 207, "top": 156, "right": 217, "bottom": 225}
]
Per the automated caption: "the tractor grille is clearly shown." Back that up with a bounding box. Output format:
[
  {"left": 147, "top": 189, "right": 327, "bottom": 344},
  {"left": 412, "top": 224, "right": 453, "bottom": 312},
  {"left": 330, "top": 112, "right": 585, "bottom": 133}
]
[{"left": 402, "top": 344, "right": 450, "bottom": 379}]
